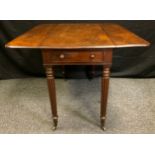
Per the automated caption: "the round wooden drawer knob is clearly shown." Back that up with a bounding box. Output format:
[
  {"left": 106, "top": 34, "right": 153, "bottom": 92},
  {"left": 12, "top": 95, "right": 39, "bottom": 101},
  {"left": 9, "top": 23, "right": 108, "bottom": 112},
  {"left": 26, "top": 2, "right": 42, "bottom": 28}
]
[
  {"left": 59, "top": 54, "right": 65, "bottom": 59},
  {"left": 90, "top": 54, "right": 96, "bottom": 59}
]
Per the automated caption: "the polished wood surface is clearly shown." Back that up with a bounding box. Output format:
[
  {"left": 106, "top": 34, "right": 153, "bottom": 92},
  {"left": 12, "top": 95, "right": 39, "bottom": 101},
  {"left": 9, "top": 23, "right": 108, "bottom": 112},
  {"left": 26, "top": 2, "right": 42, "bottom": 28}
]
[
  {"left": 6, "top": 23, "right": 150, "bottom": 49},
  {"left": 42, "top": 49, "right": 113, "bottom": 130},
  {"left": 101, "top": 24, "right": 150, "bottom": 47},
  {"left": 101, "top": 65, "right": 111, "bottom": 130},
  {"left": 45, "top": 66, "right": 58, "bottom": 130},
  {"left": 5, "top": 23, "right": 150, "bottom": 130},
  {"left": 42, "top": 49, "right": 112, "bottom": 65}
]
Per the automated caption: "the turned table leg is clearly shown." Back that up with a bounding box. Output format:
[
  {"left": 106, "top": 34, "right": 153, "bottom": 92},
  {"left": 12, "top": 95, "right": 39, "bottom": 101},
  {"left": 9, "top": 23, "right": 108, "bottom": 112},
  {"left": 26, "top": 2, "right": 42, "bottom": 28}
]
[
  {"left": 100, "top": 65, "right": 111, "bottom": 130},
  {"left": 45, "top": 66, "right": 58, "bottom": 130}
]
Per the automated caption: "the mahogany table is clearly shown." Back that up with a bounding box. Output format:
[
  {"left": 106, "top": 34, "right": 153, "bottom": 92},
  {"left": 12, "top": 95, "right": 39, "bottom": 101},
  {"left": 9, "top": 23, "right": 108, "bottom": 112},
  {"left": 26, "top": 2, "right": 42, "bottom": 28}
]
[{"left": 6, "top": 23, "right": 150, "bottom": 130}]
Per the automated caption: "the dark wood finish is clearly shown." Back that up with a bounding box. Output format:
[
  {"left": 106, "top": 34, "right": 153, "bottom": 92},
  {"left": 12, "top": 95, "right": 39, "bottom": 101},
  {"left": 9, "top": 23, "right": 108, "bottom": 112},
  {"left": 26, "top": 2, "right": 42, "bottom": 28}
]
[
  {"left": 43, "top": 49, "right": 113, "bottom": 130},
  {"left": 6, "top": 23, "right": 150, "bottom": 49},
  {"left": 101, "top": 24, "right": 150, "bottom": 47},
  {"left": 101, "top": 65, "right": 111, "bottom": 130},
  {"left": 42, "top": 49, "right": 112, "bottom": 65},
  {"left": 45, "top": 66, "right": 58, "bottom": 130},
  {"left": 5, "top": 23, "right": 150, "bottom": 130}
]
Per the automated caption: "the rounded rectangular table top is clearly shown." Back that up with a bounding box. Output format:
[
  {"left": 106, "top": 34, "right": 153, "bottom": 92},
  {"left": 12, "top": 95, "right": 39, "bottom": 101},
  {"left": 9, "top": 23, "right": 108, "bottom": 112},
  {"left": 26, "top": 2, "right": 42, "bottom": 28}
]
[{"left": 6, "top": 23, "right": 150, "bottom": 49}]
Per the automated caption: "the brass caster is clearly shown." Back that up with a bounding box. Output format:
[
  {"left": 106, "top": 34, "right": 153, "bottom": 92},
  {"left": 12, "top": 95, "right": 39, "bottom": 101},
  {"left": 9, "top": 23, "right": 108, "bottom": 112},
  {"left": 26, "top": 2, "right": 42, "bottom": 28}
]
[
  {"left": 52, "top": 126, "right": 57, "bottom": 131},
  {"left": 100, "top": 117, "right": 106, "bottom": 131},
  {"left": 101, "top": 126, "right": 106, "bottom": 131},
  {"left": 52, "top": 117, "right": 58, "bottom": 131}
]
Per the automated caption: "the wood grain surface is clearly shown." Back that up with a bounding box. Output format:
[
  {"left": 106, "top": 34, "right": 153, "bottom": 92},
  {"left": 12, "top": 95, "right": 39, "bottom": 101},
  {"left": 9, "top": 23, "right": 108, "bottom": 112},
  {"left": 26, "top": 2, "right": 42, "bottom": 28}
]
[{"left": 6, "top": 23, "right": 150, "bottom": 49}]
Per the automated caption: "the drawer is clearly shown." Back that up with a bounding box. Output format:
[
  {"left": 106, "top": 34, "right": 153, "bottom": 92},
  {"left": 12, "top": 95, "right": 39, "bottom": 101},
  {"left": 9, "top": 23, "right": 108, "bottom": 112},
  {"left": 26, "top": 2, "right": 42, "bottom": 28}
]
[{"left": 42, "top": 49, "right": 112, "bottom": 65}]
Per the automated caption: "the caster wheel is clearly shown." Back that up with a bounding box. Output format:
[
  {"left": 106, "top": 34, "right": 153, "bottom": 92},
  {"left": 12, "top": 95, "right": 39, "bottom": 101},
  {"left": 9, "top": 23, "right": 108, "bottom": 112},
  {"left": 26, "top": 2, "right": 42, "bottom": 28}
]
[
  {"left": 101, "top": 126, "right": 106, "bottom": 131},
  {"left": 52, "top": 126, "right": 57, "bottom": 131}
]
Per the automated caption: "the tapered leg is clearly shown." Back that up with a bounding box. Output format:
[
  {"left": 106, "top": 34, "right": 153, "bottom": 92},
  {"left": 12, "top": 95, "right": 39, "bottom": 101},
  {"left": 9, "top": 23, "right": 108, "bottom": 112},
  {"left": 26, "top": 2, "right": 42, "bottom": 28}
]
[
  {"left": 45, "top": 66, "right": 58, "bottom": 130},
  {"left": 100, "top": 65, "right": 111, "bottom": 130}
]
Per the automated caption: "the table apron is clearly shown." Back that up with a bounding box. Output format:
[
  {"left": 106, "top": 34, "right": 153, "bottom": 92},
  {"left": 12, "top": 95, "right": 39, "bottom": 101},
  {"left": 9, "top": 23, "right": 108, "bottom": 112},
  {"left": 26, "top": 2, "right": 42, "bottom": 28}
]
[{"left": 42, "top": 49, "right": 113, "bottom": 66}]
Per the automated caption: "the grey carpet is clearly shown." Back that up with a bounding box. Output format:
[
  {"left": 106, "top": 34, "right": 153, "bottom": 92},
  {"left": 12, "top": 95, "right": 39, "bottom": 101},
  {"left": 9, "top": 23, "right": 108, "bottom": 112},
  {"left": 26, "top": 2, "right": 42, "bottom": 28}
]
[{"left": 0, "top": 78, "right": 154, "bottom": 134}]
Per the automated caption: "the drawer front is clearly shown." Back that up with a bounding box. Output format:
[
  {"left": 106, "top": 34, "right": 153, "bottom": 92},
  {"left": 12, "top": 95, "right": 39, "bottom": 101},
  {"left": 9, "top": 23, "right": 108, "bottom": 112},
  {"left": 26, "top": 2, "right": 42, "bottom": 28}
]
[{"left": 43, "top": 49, "right": 112, "bottom": 65}]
